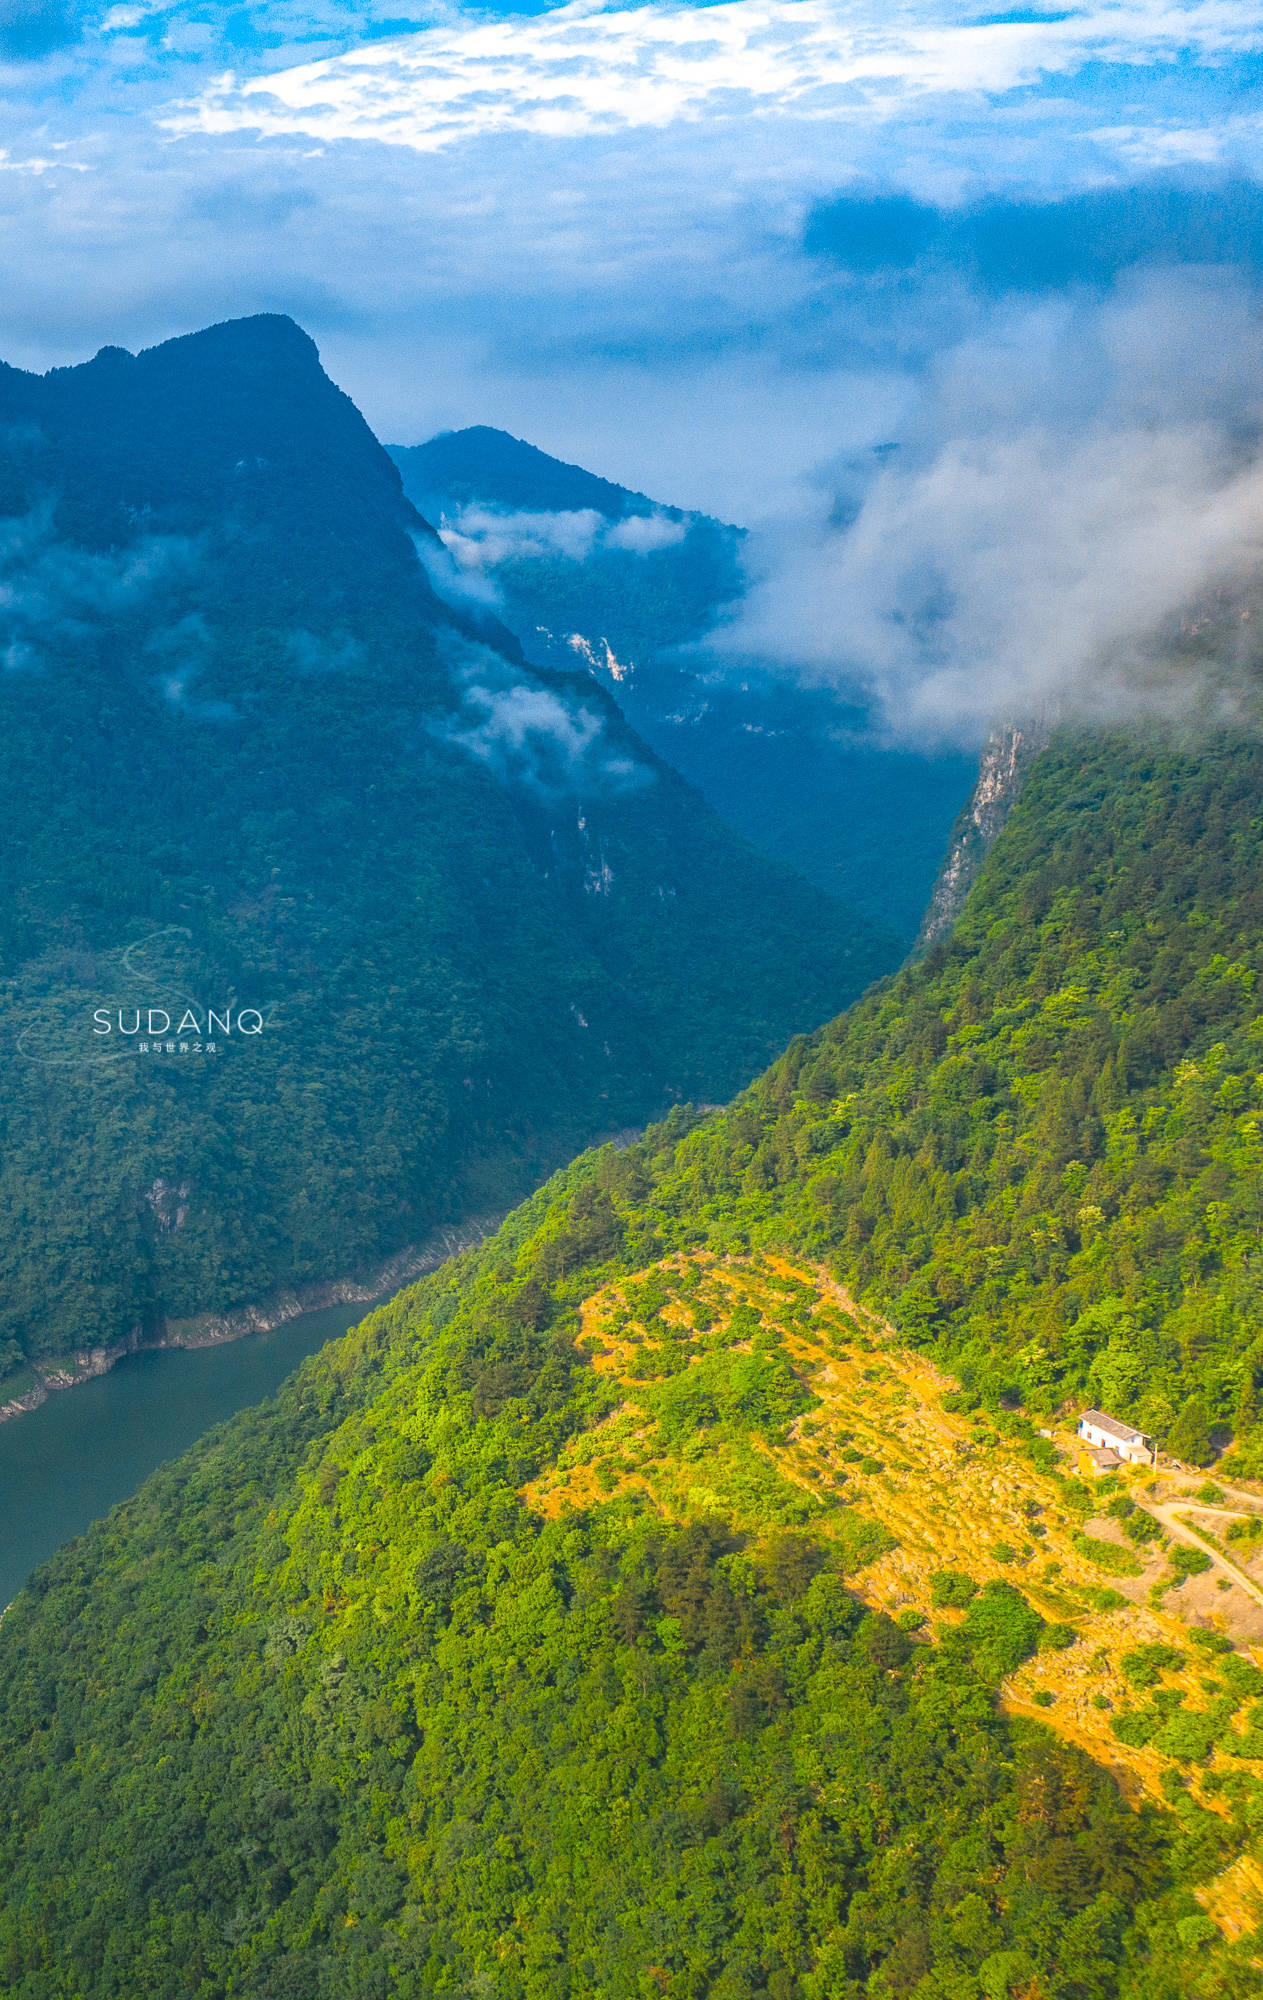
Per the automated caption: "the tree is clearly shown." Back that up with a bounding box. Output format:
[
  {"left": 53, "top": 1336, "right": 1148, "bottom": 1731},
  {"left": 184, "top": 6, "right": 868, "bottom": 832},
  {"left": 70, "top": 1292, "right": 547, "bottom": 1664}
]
[{"left": 1166, "top": 1394, "right": 1215, "bottom": 1467}]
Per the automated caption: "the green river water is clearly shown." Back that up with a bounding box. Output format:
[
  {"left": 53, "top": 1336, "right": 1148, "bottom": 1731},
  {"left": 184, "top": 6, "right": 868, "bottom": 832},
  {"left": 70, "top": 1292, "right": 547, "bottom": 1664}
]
[{"left": 0, "top": 1298, "right": 383, "bottom": 1607}]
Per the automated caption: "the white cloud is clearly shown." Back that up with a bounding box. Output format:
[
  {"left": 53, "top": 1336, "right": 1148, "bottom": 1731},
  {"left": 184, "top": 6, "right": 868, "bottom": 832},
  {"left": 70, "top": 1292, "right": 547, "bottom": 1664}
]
[
  {"left": 720, "top": 267, "right": 1263, "bottom": 741},
  {"left": 440, "top": 664, "right": 652, "bottom": 792},
  {"left": 606, "top": 511, "right": 686, "bottom": 552},
  {"left": 440, "top": 505, "right": 606, "bottom": 567},
  {"left": 171, "top": 0, "right": 1263, "bottom": 154},
  {"left": 435, "top": 502, "right": 688, "bottom": 568},
  {"left": 0, "top": 510, "right": 198, "bottom": 665}
]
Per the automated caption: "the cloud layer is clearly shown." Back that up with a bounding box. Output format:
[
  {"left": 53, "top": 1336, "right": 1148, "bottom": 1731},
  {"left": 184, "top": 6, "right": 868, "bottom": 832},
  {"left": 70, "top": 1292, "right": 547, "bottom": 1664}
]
[
  {"left": 721, "top": 263, "right": 1263, "bottom": 741},
  {"left": 438, "top": 644, "right": 652, "bottom": 794},
  {"left": 437, "top": 503, "right": 687, "bottom": 571},
  {"left": 2, "top": 0, "right": 1263, "bottom": 750},
  {"left": 176, "top": 0, "right": 1263, "bottom": 152}
]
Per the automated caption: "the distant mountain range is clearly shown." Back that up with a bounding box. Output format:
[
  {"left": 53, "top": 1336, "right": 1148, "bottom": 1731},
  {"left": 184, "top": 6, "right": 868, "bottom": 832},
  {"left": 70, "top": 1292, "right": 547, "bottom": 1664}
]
[
  {"left": 391, "top": 427, "right": 976, "bottom": 939},
  {"left": 0, "top": 315, "right": 897, "bottom": 1389}
]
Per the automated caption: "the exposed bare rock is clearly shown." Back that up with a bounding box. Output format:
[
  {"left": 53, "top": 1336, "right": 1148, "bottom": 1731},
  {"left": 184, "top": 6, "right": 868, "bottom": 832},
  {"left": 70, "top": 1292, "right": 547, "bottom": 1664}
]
[{"left": 915, "top": 722, "right": 1048, "bottom": 952}]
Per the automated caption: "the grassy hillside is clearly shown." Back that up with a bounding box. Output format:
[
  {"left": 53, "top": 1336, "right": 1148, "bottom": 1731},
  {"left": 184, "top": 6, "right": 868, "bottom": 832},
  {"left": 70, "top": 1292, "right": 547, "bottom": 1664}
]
[
  {"left": 0, "top": 319, "right": 896, "bottom": 1385},
  {"left": 5, "top": 726, "right": 1263, "bottom": 1994}
]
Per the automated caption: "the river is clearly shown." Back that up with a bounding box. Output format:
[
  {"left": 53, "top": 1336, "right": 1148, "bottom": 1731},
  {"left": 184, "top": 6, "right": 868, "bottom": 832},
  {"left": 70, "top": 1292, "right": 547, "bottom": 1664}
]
[{"left": 0, "top": 1298, "right": 382, "bottom": 1608}]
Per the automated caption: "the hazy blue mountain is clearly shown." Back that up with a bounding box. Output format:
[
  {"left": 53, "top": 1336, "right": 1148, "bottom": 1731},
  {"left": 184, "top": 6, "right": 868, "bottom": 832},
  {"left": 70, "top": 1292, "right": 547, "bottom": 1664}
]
[
  {"left": 391, "top": 427, "right": 975, "bottom": 938},
  {"left": 0, "top": 316, "right": 897, "bottom": 1390}
]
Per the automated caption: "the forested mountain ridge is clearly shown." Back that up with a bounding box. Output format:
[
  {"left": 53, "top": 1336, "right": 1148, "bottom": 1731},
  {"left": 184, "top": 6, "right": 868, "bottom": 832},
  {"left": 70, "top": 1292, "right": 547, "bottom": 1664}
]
[
  {"left": 0, "top": 315, "right": 896, "bottom": 1392},
  {"left": 390, "top": 427, "right": 975, "bottom": 938},
  {"left": 7, "top": 724, "right": 1263, "bottom": 1994}
]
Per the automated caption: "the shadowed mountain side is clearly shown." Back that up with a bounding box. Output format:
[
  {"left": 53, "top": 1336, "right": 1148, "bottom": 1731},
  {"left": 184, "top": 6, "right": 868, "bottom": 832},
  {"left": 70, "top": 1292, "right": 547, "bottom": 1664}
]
[
  {"left": 0, "top": 317, "right": 898, "bottom": 1388},
  {"left": 393, "top": 424, "right": 669, "bottom": 525},
  {"left": 391, "top": 426, "right": 975, "bottom": 938}
]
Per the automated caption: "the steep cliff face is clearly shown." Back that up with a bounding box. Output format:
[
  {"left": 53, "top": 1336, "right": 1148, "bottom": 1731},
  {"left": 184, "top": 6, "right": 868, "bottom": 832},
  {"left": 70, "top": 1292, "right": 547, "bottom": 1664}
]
[{"left": 915, "top": 723, "right": 1047, "bottom": 950}]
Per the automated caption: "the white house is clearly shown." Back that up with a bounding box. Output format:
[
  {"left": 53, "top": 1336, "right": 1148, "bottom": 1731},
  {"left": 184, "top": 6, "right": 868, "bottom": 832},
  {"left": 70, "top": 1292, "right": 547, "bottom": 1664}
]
[{"left": 1078, "top": 1409, "right": 1155, "bottom": 1467}]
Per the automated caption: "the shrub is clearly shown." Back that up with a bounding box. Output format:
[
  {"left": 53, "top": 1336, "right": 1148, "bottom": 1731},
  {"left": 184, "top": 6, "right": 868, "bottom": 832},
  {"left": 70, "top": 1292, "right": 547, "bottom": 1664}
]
[
  {"left": 414, "top": 1540, "right": 475, "bottom": 1607},
  {"left": 1112, "top": 1709, "right": 1160, "bottom": 1748},
  {"left": 762, "top": 1533, "right": 827, "bottom": 1604},
  {"left": 930, "top": 1570, "right": 979, "bottom": 1609},
  {"left": 1119, "top": 1643, "right": 1185, "bottom": 1688},
  {"left": 1123, "top": 1508, "right": 1164, "bottom": 1545},
  {"left": 1039, "top": 1622, "right": 1078, "bottom": 1653},
  {"left": 1187, "top": 1628, "right": 1233, "bottom": 1655},
  {"left": 960, "top": 1582, "right": 1044, "bottom": 1678},
  {"left": 1072, "top": 1532, "right": 1143, "bottom": 1578},
  {"left": 1225, "top": 1515, "right": 1263, "bottom": 1544},
  {"left": 1169, "top": 1545, "right": 1213, "bottom": 1579},
  {"left": 1219, "top": 1653, "right": 1263, "bottom": 1700},
  {"left": 1152, "top": 1710, "right": 1219, "bottom": 1761},
  {"left": 1223, "top": 1710, "right": 1263, "bottom": 1758},
  {"left": 1166, "top": 1394, "right": 1215, "bottom": 1467},
  {"left": 858, "top": 1613, "right": 914, "bottom": 1671}
]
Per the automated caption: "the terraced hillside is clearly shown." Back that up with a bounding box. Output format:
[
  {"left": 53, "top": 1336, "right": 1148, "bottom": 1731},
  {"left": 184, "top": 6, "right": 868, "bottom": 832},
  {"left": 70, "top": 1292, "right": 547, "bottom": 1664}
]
[{"left": 534, "top": 1253, "right": 1263, "bottom": 1825}]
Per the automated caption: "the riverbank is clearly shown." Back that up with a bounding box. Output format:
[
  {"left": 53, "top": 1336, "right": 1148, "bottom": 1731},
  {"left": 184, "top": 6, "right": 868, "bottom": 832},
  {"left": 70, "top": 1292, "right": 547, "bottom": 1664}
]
[{"left": 0, "top": 1211, "right": 501, "bottom": 1426}]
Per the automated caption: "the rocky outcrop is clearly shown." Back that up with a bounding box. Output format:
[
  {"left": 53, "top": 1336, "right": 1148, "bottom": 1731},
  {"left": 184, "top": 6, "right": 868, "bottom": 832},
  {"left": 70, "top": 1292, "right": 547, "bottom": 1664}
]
[
  {"left": 0, "top": 1379, "right": 48, "bottom": 1421},
  {"left": 915, "top": 722, "right": 1048, "bottom": 953},
  {"left": 1, "top": 1322, "right": 152, "bottom": 1420}
]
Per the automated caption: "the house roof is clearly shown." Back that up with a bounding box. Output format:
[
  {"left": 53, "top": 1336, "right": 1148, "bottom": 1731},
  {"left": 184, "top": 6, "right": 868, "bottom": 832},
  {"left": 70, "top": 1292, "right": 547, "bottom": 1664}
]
[{"left": 1079, "top": 1408, "right": 1148, "bottom": 1447}]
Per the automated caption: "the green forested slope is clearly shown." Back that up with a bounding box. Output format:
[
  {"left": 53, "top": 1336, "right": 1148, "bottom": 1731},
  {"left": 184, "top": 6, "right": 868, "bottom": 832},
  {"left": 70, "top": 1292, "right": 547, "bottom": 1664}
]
[
  {"left": 4, "top": 727, "right": 1263, "bottom": 1996},
  {"left": 643, "top": 729, "right": 1263, "bottom": 1469},
  {"left": 0, "top": 1195, "right": 1180, "bottom": 2000},
  {"left": 0, "top": 318, "right": 894, "bottom": 1385}
]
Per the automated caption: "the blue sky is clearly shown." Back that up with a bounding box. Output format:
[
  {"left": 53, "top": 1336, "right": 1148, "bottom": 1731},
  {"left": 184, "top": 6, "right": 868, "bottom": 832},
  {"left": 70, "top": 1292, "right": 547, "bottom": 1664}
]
[
  {"left": 1, "top": 0, "right": 1260, "bottom": 491},
  {"left": 5, "top": 0, "right": 1263, "bottom": 736}
]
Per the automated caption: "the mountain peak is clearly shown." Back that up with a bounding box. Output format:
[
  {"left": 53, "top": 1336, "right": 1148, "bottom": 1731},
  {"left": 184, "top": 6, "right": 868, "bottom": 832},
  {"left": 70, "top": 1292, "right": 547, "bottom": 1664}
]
[
  {"left": 137, "top": 312, "right": 322, "bottom": 375},
  {"left": 391, "top": 425, "right": 669, "bottom": 522},
  {"left": 0, "top": 313, "right": 424, "bottom": 594}
]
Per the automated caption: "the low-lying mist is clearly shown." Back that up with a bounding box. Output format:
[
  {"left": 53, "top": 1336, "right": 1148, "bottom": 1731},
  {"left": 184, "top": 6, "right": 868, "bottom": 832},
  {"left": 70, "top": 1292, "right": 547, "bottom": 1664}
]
[{"left": 716, "top": 258, "right": 1263, "bottom": 746}]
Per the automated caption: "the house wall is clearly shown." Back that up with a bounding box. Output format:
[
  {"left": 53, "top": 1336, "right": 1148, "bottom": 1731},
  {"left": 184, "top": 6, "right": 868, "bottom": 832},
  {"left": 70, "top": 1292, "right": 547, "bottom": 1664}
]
[{"left": 1078, "top": 1419, "right": 1153, "bottom": 1464}]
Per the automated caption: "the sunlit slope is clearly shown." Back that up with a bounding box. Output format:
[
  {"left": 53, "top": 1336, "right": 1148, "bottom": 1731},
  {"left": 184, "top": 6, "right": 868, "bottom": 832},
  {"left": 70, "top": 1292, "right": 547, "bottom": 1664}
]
[
  {"left": 0, "top": 1195, "right": 1183, "bottom": 2000},
  {"left": 7, "top": 727, "right": 1263, "bottom": 1993}
]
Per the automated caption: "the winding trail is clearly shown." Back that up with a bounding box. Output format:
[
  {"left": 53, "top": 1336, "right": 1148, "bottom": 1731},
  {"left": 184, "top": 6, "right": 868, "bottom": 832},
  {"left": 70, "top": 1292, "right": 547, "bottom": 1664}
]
[{"left": 1145, "top": 1494, "right": 1263, "bottom": 1613}]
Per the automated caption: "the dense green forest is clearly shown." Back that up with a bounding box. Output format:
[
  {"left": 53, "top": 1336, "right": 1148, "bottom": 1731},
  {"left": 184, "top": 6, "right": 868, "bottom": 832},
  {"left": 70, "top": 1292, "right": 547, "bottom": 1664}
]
[
  {"left": 0, "top": 317, "right": 895, "bottom": 1387},
  {"left": 390, "top": 429, "right": 974, "bottom": 939},
  {"left": 639, "top": 729, "right": 1263, "bottom": 1471},
  {"left": 6, "top": 726, "right": 1263, "bottom": 1994}
]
